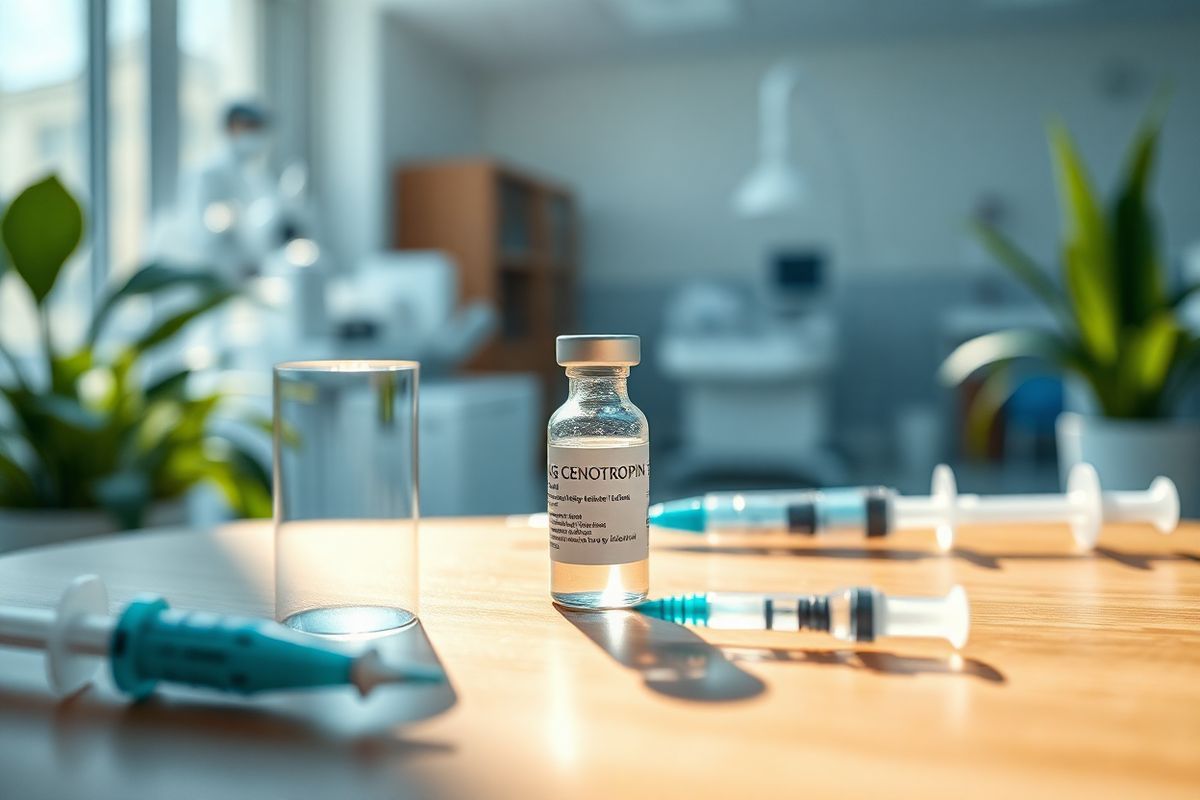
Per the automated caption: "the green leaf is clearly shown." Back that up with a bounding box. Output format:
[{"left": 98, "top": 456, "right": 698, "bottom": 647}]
[
  {"left": 1049, "top": 121, "right": 1118, "bottom": 363},
  {"left": 1111, "top": 101, "right": 1166, "bottom": 327},
  {"left": 50, "top": 347, "right": 93, "bottom": 396},
  {"left": 133, "top": 290, "right": 235, "bottom": 354},
  {"left": 0, "top": 175, "right": 84, "bottom": 305},
  {"left": 89, "top": 264, "right": 232, "bottom": 344},
  {"left": 0, "top": 448, "right": 36, "bottom": 505},
  {"left": 1118, "top": 311, "right": 1176, "bottom": 417},
  {"left": 938, "top": 328, "right": 1078, "bottom": 386},
  {"left": 1062, "top": 241, "right": 1119, "bottom": 363},
  {"left": 144, "top": 368, "right": 191, "bottom": 403},
  {"left": 1168, "top": 282, "right": 1200, "bottom": 308},
  {"left": 970, "top": 221, "right": 1070, "bottom": 324}
]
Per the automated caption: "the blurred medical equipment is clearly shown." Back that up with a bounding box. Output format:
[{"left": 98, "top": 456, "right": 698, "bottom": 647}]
[
  {"left": 637, "top": 585, "right": 969, "bottom": 648},
  {"left": 0, "top": 575, "right": 444, "bottom": 700},
  {"left": 327, "top": 251, "right": 497, "bottom": 372},
  {"left": 660, "top": 253, "right": 844, "bottom": 486},
  {"left": 165, "top": 102, "right": 314, "bottom": 283},
  {"left": 650, "top": 463, "right": 1178, "bottom": 551}
]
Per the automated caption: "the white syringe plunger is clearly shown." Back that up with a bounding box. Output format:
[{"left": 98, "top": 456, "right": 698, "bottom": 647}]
[
  {"left": 0, "top": 574, "right": 112, "bottom": 697},
  {"left": 892, "top": 463, "right": 1180, "bottom": 550}
]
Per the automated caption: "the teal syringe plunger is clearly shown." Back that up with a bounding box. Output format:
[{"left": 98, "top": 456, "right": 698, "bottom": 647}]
[
  {"left": 637, "top": 585, "right": 970, "bottom": 648},
  {"left": 0, "top": 575, "right": 444, "bottom": 699},
  {"left": 650, "top": 463, "right": 1179, "bottom": 551}
]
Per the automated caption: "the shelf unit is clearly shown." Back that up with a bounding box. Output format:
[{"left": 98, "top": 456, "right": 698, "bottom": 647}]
[{"left": 392, "top": 158, "right": 578, "bottom": 414}]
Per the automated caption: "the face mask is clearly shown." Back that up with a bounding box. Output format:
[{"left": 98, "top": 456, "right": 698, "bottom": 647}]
[{"left": 231, "top": 131, "right": 268, "bottom": 160}]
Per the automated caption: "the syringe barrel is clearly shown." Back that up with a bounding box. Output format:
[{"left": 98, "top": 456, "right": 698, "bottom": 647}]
[
  {"left": 702, "top": 487, "right": 893, "bottom": 536},
  {"left": 877, "top": 586, "right": 969, "bottom": 648},
  {"left": 112, "top": 597, "right": 356, "bottom": 699}
]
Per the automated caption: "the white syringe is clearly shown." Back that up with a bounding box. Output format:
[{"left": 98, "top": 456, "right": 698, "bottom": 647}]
[{"left": 649, "top": 463, "right": 1179, "bottom": 551}]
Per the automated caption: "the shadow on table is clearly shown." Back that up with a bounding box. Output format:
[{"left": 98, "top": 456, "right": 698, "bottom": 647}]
[
  {"left": 559, "top": 608, "right": 765, "bottom": 703},
  {"left": 0, "top": 623, "right": 460, "bottom": 800},
  {"left": 722, "top": 645, "right": 1006, "bottom": 684},
  {"left": 656, "top": 543, "right": 1193, "bottom": 572}
]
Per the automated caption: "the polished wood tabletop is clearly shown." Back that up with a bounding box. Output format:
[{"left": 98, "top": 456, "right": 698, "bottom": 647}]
[{"left": 0, "top": 517, "right": 1197, "bottom": 799}]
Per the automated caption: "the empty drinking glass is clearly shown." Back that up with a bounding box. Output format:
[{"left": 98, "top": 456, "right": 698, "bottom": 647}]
[{"left": 273, "top": 361, "right": 419, "bottom": 637}]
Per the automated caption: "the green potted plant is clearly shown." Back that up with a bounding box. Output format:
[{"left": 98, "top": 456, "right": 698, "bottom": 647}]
[
  {"left": 0, "top": 175, "right": 271, "bottom": 551},
  {"left": 940, "top": 100, "right": 1200, "bottom": 515}
]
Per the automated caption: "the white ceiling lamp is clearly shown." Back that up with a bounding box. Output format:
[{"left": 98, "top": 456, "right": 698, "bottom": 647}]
[{"left": 732, "top": 60, "right": 808, "bottom": 218}]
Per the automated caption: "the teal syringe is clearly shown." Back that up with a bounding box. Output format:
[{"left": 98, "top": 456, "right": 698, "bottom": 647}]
[
  {"left": 650, "top": 464, "right": 1179, "bottom": 551},
  {"left": 0, "top": 575, "right": 444, "bottom": 699},
  {"left": 637, "top": 585, "right": 970, "bottom": 648}
]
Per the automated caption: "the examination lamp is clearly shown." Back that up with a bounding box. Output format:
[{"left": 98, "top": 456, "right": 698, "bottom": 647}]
[{"left": 732, "top": 60, "right": 808, "bottom": 218}]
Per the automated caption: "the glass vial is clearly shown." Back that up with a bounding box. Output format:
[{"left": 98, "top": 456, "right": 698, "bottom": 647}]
[{"left": 548, "top": 335, "right": 650, "bottom": 609}]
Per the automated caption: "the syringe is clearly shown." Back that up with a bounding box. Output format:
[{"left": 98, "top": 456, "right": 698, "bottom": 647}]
[
  {"left": 0, "top": 575, "right": 445, "bottom": 699},
  {"left": 649, "top": 463, "right": 1179, "bottom": 551},
  {"left": 637, "top": 585, "right": 969, "bottom": 648}
]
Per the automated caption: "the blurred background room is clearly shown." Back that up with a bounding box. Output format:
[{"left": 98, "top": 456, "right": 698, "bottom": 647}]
[{"left": 2, "top": 0, "right": 1199, "bottom": 544}]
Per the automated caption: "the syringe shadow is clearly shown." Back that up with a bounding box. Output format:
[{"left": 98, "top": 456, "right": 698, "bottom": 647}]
[
  {"left": 656, "top": 543, "right": 1195, "bottom": 572},
  {"left": 0, "top": 682, "right": 459, "bottom": 800},
  {"left": 721, "top": 646, "right": 1007, "bottom": 684},
  {"left": 558, "top": 607, "right": 766, "bottom": 703},
  {"left": 0, "top": 621, "right": 460, "bottom": 799}
]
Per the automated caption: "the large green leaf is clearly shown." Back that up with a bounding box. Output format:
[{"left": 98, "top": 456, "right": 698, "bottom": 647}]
[
  {"left": 1109, "top": 313, "right": 1179, "bottom": 418},
  {"left": 938, "top": 328, "right": 1079, "bottom": 386},
  {"left": 89, "top": 264, "right": 232, "bottom": 344},
  {"left": 1049, "top": 122, "right": 1118, "bottom": 363},
  {"left": 0, "top": 176, "right": 84, "bottom": 305},
  {"left": 1062, "top": 241, "right": 1119, "bottom": 363},
  {"left": 1112, "top": 103, "right": 1166, "bottom": 327}
]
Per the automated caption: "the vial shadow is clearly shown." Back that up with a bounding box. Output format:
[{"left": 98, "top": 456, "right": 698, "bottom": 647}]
[
  {"left": 722, "top": 646, "right": 1006, "bottom": 684},
  {"left": 558, "top": 608, "right": 766, "bottom": 703}
]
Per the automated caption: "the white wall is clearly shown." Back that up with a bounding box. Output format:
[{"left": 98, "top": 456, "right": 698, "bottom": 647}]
[
  {"left": 310, "top": 0, "right": 385, "bottom": 272},
  {"left": 310, "top": 2, "right": 481, "bottom": 272},
  {"left": 382, "top": 22, "right": 483, "bottom": 169},
  {"left": 480, "top": 20, "right": 1200, "bottom": 286}
]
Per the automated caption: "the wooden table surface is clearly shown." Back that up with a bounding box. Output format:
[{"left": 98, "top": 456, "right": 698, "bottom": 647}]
[{"left": 0, "top": 517, "right": 1197, "bottom": 800}]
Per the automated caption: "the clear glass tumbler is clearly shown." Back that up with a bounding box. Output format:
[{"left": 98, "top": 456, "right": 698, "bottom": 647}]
[{"left": 273, "top": 360, "right": 419, "bottom": 637}]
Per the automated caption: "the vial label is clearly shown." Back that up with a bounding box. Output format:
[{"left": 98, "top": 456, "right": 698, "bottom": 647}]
[{"left": 547, "top": 444, "right": 649, "bottom": 565}]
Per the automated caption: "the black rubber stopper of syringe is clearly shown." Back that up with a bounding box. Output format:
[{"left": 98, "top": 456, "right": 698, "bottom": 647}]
[
  {"left": 864, "top": 488, "right": 890, "bottom": 538},
  {"left": 851, "top": 588, "right": 876, "bottom": 642},
  {"left": 796, "top": 595, "right": 831, "bottom": 632},
  {"left": 786, "top": 502, "right": 817, "bottom": 535}
]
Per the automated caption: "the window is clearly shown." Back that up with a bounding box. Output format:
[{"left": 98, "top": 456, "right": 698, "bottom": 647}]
[
  {"left": 0, "top": 0, "right": 87, "bottom": 351},
  {"left": 179, "top": 0, "right": 261, "bottom": 174},
  {"left": 109, "top": 0, "right": 149, "bottom": 279},
  {"left": 1, "top": 0, "right": 271, "bottom": 356}
]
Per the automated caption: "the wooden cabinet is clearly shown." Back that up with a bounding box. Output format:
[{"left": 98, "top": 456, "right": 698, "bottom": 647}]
[{"left": 393, "top": 159, "right": 577, "bottom": 412}]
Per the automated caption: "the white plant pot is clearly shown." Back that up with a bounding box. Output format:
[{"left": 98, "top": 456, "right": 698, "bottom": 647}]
[
  {"left": 1056, "top": 412, "right": 1200, "bottom": 519},
  {"left": 0, "top": 502, "right": 188, "bottom": 555}
]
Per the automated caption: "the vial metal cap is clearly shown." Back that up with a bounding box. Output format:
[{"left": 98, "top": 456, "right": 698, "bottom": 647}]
[{"left": 556, "top": 334, "right": 641, "bottom": 366}]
